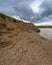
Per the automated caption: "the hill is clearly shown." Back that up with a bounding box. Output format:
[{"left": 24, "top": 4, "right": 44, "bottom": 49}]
[{"left": 0, "top": 13, "right": 52, "bottom": 65}]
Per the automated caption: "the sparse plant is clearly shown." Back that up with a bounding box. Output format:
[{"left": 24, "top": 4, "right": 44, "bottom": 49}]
[
  {"left": 13, "top": 19, "right": 16, "bottom": 23},
  {"left": 0, "top": 13, "right": 6, "bottom": 19}
]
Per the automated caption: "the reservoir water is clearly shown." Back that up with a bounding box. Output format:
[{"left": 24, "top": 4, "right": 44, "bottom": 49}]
[{"left": 39, "top": 28, "right": 52, "bottom": 41}]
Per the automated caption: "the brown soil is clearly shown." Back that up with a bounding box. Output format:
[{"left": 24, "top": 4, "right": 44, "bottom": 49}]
[{"left": 0, "top": 13, "right": 52, "bottom": 65}]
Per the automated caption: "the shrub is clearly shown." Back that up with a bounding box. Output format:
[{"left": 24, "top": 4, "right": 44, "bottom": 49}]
[{"left": 0, "top": 13, "right": 6, "bottom": 19}]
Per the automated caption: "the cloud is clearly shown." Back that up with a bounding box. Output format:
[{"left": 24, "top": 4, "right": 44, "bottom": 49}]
[
  {"left": 30, "top": 0, "right": 52, "bottom": 23},
  {"left": 0, "top": 0, "right": 52, "bottom": 24},
  {"left": 0, "top": 0, "right": 35, "bottom": 21},
  {"left": 35, "top": 15, "right": 52, "bottom": 26},
  {"left": 39, "top": 0, "right": 52, "bottom": 17},
  {"left": 12, "top": 16, "right": 22, "bottom": 21},
  {"left": 31, "top": 0, "right": 43, "bottom": 13},
  {"left": 35, "top": 21, "right": 52, "bottom": 26}
]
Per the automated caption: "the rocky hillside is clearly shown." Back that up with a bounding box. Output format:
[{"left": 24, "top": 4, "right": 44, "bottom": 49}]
[{"left": 0, "top": 13, "right": 52, "bottom": 65}]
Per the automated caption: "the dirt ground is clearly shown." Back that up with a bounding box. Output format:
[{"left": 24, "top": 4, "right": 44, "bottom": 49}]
[{"left": 0, "top": 13, "right": 52, "bottom": 65}]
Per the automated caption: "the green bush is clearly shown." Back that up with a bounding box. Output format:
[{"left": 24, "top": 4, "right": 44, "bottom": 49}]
[{"left": 0, "top": 13, "right": 6, "bottom": 19}]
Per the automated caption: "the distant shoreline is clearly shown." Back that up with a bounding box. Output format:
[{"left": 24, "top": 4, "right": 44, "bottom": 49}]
[{"left": 37, "top": 26, "right": 52, "bottom": 28}]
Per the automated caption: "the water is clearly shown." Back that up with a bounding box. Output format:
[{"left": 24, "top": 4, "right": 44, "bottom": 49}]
[{"left": 39, "top": 28, "right": 52, "bottom": 41}]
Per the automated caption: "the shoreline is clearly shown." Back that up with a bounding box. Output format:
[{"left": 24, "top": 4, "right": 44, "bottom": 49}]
[{"left": 39, "top": 28, "right": 52, "bottom": 41}]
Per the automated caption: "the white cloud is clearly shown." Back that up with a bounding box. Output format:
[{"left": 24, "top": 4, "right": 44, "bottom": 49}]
[
  {"left": 35, "top": 21, "right": 52, "bottom": 26},
  {"left": 31, "top": 0, "right": 43, "bottom": 13},
  {"left": 23, "top": 20, "right": 31, "bottom": 23},
  {"left": 12, "top": 16, "right": 31, "bottom": 23},
  {"left": 12, "top": 16, "right": 22, "bottom": 20}
]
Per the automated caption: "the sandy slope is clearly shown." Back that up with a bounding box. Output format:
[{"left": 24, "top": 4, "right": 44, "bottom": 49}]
[{"left": 0, "top": 13, "right": 52, "bottom": 65}]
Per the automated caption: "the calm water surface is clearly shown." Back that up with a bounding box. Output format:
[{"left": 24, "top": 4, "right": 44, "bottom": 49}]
[{"left": 39, "top": 28, "right": 52, "bottom": 41}]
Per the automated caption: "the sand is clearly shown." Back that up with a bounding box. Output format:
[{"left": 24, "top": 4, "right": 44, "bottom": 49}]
[{"left": 0, "top": 13, "right": 52, "bottom": 65}]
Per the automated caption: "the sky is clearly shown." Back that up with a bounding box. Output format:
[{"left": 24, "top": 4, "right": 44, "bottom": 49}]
[{"left": 0, "top": 0, "right": 52, "bottom": 26}]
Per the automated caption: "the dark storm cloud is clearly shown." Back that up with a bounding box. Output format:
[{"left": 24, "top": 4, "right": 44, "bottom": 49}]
[
  {"left": 29, "top": 0, "right": 52, "bottom": 23},
  {"left": 40, "top": 0, "right": 52, "bottom": 14},
  {"left": 0, "top": 0, "right": 35, "bottom": 21},
  {"left": 37, "top": 0, "right": 52, "bottom": 22},
  {"left": 13, "top": 3, "right": 35, "bottom": 21},
  {"left": 0, "top": 0, "right": 52, "bottom": 23}
]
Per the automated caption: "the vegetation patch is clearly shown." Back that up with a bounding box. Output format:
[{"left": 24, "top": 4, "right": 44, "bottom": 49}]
[
  {"left": 0, "top": 13, "right": 7, "bottom": 19},
  {"left": 37, "top": 26, "right": 52, "bottom": 28}
]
